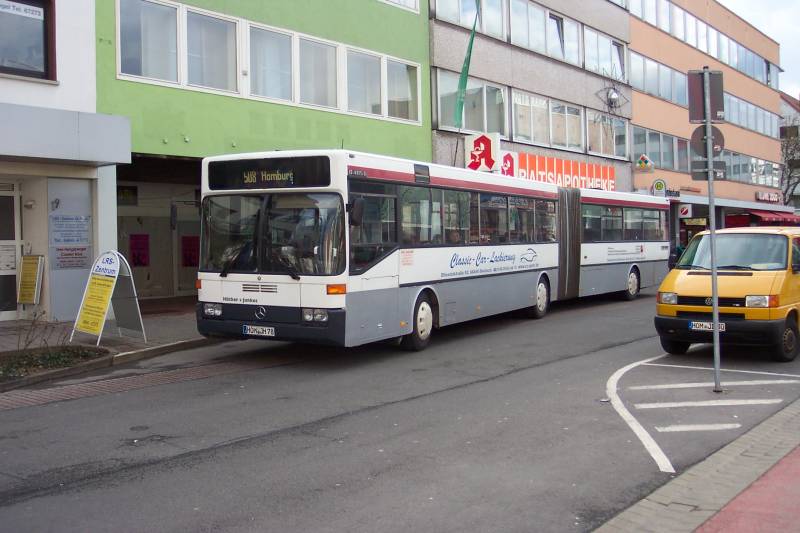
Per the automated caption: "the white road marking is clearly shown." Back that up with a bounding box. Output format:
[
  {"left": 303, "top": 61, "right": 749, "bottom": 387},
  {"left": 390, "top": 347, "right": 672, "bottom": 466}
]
[
  {"left": 655, "top": 423, "right": 741, "bottom": 433},
  {"left": 635, "top": 399, "right": 783, "bottom": 409},
  {"left": 642, "top": 363, "right": 800, "bottom": 379},
  {"left": 606, "top": 354, "right": 675, "bottom": 474},
  {"left": 629, "top": 379, "right": 799, "bottom": 390}
]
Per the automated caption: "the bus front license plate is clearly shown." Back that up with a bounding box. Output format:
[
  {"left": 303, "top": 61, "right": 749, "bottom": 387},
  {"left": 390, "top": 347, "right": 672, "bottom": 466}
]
[
  {"left": 689, "top": 321, "right": 726, "bottom": 332},
  {"left": 242, "top": 325, "right": 275, "bottom": 337}
]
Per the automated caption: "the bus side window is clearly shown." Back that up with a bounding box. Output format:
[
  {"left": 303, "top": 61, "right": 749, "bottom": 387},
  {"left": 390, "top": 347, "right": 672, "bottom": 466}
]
[
  {"left": 582, "top": 204, "right": 602, "bottom": 242},
  {"left": 624, "top": 208, "right": 644, "bottom": 241},
  {"left": 602, "top": 207, "right": 623, "bottom": 241},
  {"left": 444, "top": 189, "right": 470, "bottom": 245},
  {"left": 349, "top": 189, "right": 397, "bottom": 271},
  {"left": 535, "top": 200, "right": 557, "bottom": 242},
  {"left": 509, "top": 197, "right": 535, "bottom": 243},
  {"left": 480, "top": 194, "right": 509, "bottom": 244},
  {"left": 642, "top": 209, "right": 662, "bottom": 241}
]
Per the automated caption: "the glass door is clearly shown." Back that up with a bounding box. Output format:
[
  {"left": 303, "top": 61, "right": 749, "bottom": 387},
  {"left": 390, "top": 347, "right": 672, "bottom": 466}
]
[{"left": 0, "top": 183, "right": 20, "bottom": 320}]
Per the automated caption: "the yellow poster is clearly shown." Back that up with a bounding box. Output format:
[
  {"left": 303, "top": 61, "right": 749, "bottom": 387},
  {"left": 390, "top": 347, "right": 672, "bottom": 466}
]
[
  {"left": 75, "top": 273, "right": 116, "bottom": 336},
  {"left": 17, "top": 255, "right": 43, "bottom": 305}
]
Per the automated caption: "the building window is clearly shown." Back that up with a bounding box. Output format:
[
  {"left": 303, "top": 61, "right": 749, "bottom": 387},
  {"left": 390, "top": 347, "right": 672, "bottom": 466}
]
[
  {"left": 249, "top": 26, "right": 292, "bottom": 101},
  {"left": 696, "top": 20, "right": 708, "bottom": 53},
  {"left": 631, "top": 52, "right": 687, "bottom": 107},
  {"left": 658, "top": 64, "right": 672, "bottom": 101},
  {"left": 656, "top": 0, "right": 669, "bottom": 32},
  {"left": 632, "top": 126, "right": 689, "bottom": 172},
  {"left": 670, "top": 4, "right": 684, "bottom": 41},
  {"left": 510, "top": 0, "right": 545, "bottom": 53},
  {"left": 382, "top": 0, "right": 418, "bottom": 10},
  {"left": 119, "top": 0, "right": 177, "bottom": 83},
  {"left": 584, "top": 28, "right": 625, "bottom": 81},
  {"left": 684, "top": 12, "right": 696, "bottom": 47},
  {"left": 550, "top": 101, "right": 583, "bottom": 151},
  {"left": 438, "top": 0, "right": 506, "bottom": 40},
  {"left": 587, "top": 111, "right": 627, "bottom": 158},
  {"left": 0, "top": 0, "right": 53, "bottom": 79},
  {"left": 347, "top": 50, "right": 382, "bottom": 115},
  {"left": 513, "top": 90, "right": 549, "bottom": 145},
  {"left": 299, "top": 38, "right": 337, "bottom": 108},
  {"left": 387, "top": 60, "right": 419, "bottom": 121},
  {"left": 187, "top": 11, "right": 237, "bottom": 92},
  {"left": 642, "top": 0, "right": 656, "bottom": 25},
  {"left": 438, "top": 70, "right": 506, "bottom": 135}
]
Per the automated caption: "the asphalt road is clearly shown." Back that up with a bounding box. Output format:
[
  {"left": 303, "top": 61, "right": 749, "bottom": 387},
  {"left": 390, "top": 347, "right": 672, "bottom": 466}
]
[{"left": 1, "top": 288, "right": 799, "bottom": 532}]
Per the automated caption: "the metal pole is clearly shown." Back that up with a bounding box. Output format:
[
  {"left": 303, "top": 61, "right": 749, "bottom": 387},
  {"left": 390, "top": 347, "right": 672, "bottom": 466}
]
[{"left": 704, "top": 67, "right": 722, "bottom": 393}]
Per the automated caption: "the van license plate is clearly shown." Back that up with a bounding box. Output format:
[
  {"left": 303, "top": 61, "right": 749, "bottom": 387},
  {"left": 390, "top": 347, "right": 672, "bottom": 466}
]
[
  {"left": 690, "top": 321, "right": 726, "bottom": 332},
  {"left": 242, "top": 325, "right": 275, "bottom": 337}
]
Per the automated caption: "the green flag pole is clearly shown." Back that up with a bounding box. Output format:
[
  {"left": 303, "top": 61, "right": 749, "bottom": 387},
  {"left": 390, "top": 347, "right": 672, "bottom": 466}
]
[{"left": 454, "top": 0, "right": 480, "bottom": 130}]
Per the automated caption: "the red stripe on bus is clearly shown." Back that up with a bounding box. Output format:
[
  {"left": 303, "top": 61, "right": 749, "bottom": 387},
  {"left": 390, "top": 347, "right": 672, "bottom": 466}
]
[
  {"left": 348, "top": 165, "right": 558, "bottom": 199},
  {"left": 581, "top": 197, "right": 669, "bottom": 210}
]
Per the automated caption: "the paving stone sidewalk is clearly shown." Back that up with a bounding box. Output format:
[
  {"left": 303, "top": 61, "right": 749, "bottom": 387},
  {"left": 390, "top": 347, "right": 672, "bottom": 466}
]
[{"left": 596, "top": 397, "right": 800, "bottom": 532}]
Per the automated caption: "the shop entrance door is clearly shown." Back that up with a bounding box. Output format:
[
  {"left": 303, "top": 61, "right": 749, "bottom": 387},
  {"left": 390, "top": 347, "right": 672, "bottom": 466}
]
[{"left": 0, "top": 183, "right": 21, "bottom": 321}]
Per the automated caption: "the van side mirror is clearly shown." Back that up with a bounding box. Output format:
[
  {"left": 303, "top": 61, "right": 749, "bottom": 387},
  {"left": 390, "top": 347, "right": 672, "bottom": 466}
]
[
  {"left": 668, "top": 251, "right": 679, "bottom": 270},
  {"left": 348, "top": 197, "right": 365, "bottom": 226}
]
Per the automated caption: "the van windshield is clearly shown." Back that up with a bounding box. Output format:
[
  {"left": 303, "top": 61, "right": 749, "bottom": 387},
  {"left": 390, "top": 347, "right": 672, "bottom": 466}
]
[{"left": 677, "top": 233, "right": 788, "bottom": 271}]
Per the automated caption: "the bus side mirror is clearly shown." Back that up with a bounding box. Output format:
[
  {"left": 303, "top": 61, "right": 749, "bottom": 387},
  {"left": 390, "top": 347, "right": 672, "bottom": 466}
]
[
  {"left": 348, "top": 198, "right": 364, "bottom": 226},
  {"left": 668, "top": 251, "right": 679, "bottom": 269}
]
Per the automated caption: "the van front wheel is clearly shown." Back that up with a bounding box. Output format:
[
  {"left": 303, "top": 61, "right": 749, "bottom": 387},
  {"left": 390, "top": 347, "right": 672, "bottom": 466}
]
[
  {"left": 772, "top": 317, "right": 799, "bottom": 362},
  {"left": 660, "top": 337, "right": 690, "bottom": 355}
]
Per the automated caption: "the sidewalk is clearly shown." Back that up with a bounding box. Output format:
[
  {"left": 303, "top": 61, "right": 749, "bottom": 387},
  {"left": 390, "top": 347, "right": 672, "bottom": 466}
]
[
  {"left": 0, "top": 297, "right": 208, "bottom": 388},
  {"left": 597, "top": 397, "right": 800, "bottom": 532}
]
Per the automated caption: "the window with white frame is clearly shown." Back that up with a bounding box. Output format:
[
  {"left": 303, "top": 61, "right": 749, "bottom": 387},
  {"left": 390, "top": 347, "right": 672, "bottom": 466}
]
[
  {"left": 587, "top": 111, "right": 627, "bottom": 158},
  {"left": 387, "top": 60, "right": 419, "bottom": 121},
  {"left": 437, "top": 70, "right": 506, "bottom": 134},
  {"left": 347, "top": 50, "right": 382, "bottom": 115},
  {"left": 187, "top": 11, "right": 237, "bottom": 92},
  {"left": 120, "top": 0, "right": 178, "bottom": 82},
  {"left": 299, "top": 38, "right": 337, "bottom": 108},
  {"left": 249, "top": 26, "right": 292, "bottom": 101},
  {"left": 383, "top": 0, "right": 418, "bottom": 10},
  {"left": 629, "top": 51, "right": 686, "bottom": 107},
  {"left": 437, "top": 0, "right": 505, "bottom": 40},
  {"left": 550, "top": 101, "right": 583, "bottom": 150},
  {"left": 631, "top": 126, "right": 689, "bottom": 172},
  {"left": 512, "top": 90, "right": 549, "bottom": 145},
  {"left": 510, "top": 1, "right": 579, "bottom": 65},
  {"left": 117, "top": 2, "right": 421, "bottom": 124}
]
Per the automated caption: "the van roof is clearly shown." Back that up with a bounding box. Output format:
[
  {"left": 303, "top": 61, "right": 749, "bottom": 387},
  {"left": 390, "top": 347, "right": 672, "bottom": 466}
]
[{"left": 696, "top": 227, "right": 800, "bottom": 237}]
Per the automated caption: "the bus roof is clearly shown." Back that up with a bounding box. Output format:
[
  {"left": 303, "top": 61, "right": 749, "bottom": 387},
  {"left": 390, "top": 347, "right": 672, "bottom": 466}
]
[{"left": 202, "top": 149, "right": 668, "bottom": 207}]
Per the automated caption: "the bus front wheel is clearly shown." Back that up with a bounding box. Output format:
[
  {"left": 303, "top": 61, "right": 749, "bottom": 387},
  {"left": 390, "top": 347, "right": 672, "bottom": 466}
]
[
  {"left": 401, "top": 293, "right": 434, "bottom": 351},
  {"left": 622, "top": 269, "right": 640, "bottom": 301},
  {"left": 523, "top": 279, "right": 549, "bottom": 319}
]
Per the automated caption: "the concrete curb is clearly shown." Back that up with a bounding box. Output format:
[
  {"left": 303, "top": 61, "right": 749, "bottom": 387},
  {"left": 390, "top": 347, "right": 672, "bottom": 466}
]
[
  {"left": 596, "top": 397, "right": 800, "bottom": 532},
  {"left": 0, "top": 337, "right": 218, "bottom": 393}
]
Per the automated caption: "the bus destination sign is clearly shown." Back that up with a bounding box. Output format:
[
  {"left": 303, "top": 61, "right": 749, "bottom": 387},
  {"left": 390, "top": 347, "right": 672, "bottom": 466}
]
[{"left": 208, "top": 156, "right": 330, "bottom": 190}]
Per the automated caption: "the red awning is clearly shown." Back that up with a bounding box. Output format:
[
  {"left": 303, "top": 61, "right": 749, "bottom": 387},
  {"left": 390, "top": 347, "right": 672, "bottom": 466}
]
[{"left": 749, "top": 210, "right": 800, "bottom": 224}]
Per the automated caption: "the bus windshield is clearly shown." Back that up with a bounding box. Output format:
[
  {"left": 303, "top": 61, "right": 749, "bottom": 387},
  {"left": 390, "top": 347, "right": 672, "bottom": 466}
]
[
  {"left": 677, "top": 233, "right": 788, "bottom": 271},
  {"left": 201, "top": 193, "right": 345, "bottom": 276}
]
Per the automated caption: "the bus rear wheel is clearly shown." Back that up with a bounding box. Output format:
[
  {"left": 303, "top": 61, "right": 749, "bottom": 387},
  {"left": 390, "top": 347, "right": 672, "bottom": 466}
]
[
  {"left": 401, "top": 293, "right": 434, "bottom": 351},
  {"left": 622, "top": 269, "right": 640, "bottom": 301},
  {"left": 523, "top": 279, "right": 549, "bottom": 319}
]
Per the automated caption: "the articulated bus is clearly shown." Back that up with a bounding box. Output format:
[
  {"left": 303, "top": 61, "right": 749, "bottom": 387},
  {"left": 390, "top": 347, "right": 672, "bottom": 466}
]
[{"left": 196, "top": 150, "right": 669, "bottom": 349}]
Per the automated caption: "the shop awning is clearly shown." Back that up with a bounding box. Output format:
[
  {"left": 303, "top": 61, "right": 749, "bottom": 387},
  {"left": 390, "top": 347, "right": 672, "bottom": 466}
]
[{"left": 749, "top": 210, "right": 800, "bottom": 224}]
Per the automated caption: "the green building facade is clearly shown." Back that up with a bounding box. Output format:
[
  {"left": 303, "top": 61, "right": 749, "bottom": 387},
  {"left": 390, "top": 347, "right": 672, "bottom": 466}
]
[{"left": 95, "top": 0, "right": 431, "bottom": 299}]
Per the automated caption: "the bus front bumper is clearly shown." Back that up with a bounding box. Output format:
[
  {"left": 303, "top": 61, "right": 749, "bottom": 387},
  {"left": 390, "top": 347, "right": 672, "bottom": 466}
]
[
  {"left": 197, "top": 303, "right": 346, "bottom": 346},
  {"left": 654, "top": 315, "right": 785, "bottom": 346}
]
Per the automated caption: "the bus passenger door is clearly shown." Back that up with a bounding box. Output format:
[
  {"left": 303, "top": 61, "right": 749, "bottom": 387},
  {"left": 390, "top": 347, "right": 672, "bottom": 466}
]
[{"left": 557, "top": 188, "right": 581, "bottom": 300}]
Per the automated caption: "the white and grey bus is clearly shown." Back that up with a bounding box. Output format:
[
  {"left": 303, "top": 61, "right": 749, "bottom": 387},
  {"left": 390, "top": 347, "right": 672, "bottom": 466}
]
[{"left": 197, "top": 150, "right": 669, "bottom": 349}]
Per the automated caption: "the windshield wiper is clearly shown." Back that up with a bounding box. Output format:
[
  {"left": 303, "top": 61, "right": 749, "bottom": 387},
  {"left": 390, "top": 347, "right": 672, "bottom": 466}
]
[
  {"left": 717, "top": 264, "right": 754, "bottom": 271},
  {"left": 219, "top": 246, "right": 245, "bottom": 278},
  {"left": 276, "top": 254, "right": 301, "bottom": 281}
]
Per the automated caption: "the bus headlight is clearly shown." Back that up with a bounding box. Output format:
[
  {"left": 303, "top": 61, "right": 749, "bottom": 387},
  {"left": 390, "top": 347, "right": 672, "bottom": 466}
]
[
  {"left": 746, "top": 295, "right": 778, "bottom": 308},
  {"left": 313, "top": 309, "right": 329, "bottom": 322},
  {"left": 658, "top": 292, "right": 678, "bottom": 305},
  {"left": 203, "top": 303, "right": 222, "bottom": 317}
]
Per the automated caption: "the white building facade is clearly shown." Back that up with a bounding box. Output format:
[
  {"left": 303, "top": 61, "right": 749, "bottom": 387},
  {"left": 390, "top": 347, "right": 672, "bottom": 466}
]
[{"left": 0, "top": 0, "right": 130, "bottom": 321}]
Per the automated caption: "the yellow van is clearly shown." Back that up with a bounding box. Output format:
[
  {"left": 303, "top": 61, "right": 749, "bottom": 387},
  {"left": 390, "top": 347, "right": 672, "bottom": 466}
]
[{"left": 655, "top": 227, "right": 800, "bottom": 362}]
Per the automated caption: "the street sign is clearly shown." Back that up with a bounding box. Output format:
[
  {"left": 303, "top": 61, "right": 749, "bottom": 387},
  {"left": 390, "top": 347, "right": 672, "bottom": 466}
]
[
  {"left": 691, "top": 160, "right": 726, "bottom": 181},
  {"left": 691, "top": 125, "right": 724, "bottom": 157},
  {"left": 689, "top": 70, "right": 724, "bottom": 123}
]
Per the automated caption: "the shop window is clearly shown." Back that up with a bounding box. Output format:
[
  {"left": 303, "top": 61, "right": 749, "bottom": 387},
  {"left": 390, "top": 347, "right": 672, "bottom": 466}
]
[
  {"left": 513, "top": 90, "right": 549, "bottom": 145},
  {"left": 550, "top": 101, "right": 583, "bottom": 151},
  {"left": 347, "top": 50, "right": 382, "bottom": 115},
  {"left": 120, "top": 0, "right": 177, "bottom": 82},
  {"left": 187, "top": 11, "right": 237, "bottom": 92},
  {"left": 387, "top": 60, "right": 418, "bottom": 121},
  {"left": 299, "top": 38, "right": 337, "bottom": 108}
]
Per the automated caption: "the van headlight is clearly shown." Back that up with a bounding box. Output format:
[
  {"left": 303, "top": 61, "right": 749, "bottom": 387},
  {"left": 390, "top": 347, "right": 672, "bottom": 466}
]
[
  {"left": 203, "top": 303, "right": 223, "bottom": 317},
  {"left": 746, "top": 295, "right": 778, "bottom": 308},
  {"left": 658, "top": 292, "right": 678, "bottom": 305}
]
